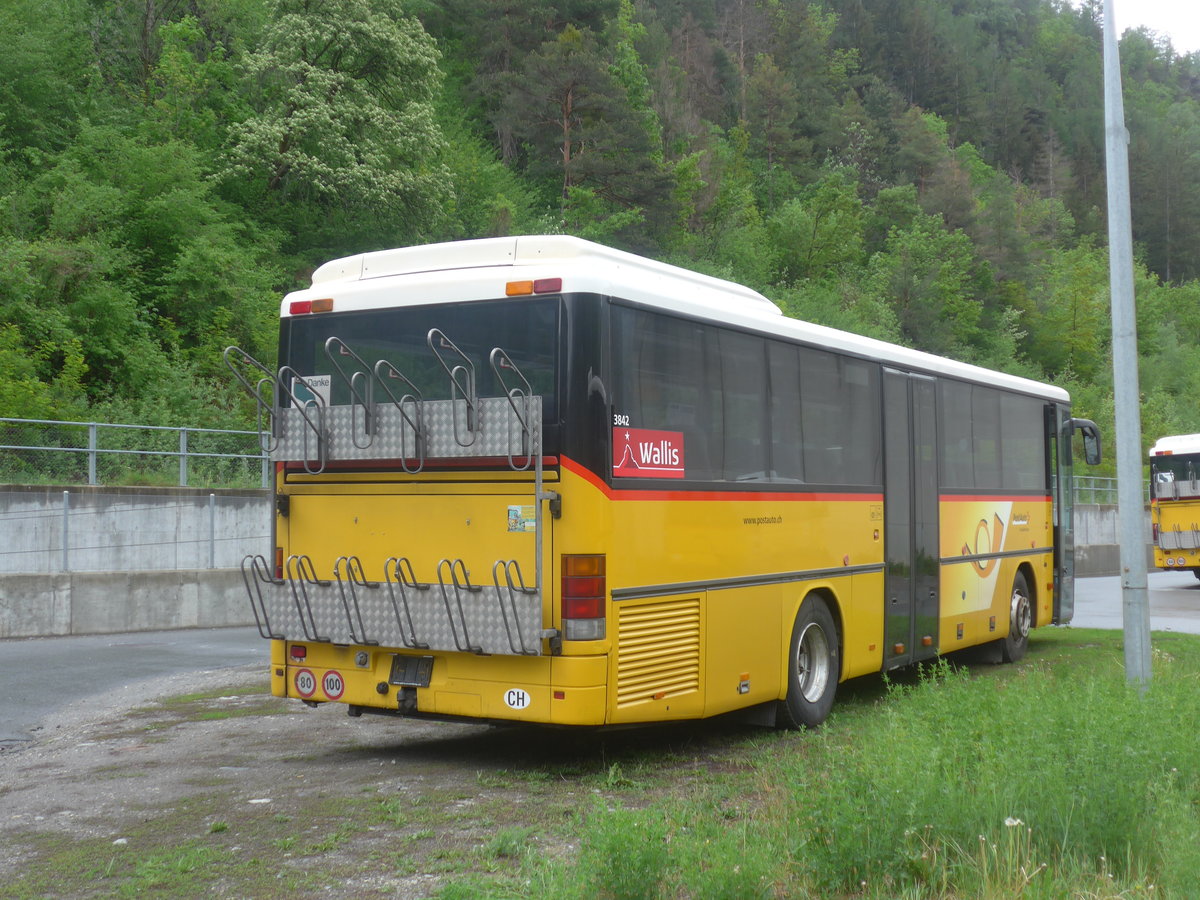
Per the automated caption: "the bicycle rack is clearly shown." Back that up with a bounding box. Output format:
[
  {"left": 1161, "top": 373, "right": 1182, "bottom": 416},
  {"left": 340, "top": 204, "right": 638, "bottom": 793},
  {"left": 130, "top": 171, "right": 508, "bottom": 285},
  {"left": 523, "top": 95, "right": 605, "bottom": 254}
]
[
  {"left": 333, "top": 555, "right": 380, "bottom": 646},
  {"left": 230, "top": 332, "right": 562, "bottom": 656}
]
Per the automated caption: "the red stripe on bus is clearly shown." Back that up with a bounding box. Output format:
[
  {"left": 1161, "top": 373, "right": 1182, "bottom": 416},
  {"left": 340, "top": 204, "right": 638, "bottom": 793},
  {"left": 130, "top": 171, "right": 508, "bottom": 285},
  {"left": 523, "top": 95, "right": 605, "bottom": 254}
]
[{"left": 561, "top": 456, "right": 883, "bottom": 503}]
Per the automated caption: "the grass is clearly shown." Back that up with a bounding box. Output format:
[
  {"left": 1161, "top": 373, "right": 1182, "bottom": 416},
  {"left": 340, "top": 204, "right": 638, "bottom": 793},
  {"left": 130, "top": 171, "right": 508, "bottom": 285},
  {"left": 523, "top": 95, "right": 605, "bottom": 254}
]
[{"left": 440, "top": 628, "right": 1200, "bottom": 899}]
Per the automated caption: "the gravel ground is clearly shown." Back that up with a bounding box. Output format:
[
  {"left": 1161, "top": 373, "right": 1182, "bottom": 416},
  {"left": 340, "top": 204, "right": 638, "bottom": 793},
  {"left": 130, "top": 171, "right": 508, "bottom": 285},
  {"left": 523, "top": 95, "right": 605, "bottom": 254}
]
[{"left": 0, "top": 663, "right": 753, "bottom": 898}]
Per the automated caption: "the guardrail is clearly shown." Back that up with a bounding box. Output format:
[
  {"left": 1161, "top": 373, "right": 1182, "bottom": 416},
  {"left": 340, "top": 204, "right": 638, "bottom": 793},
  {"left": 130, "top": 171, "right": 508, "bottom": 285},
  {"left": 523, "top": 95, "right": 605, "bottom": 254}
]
[
  {"left": 0, "top": 418, "right": 268, "bottom": 489},
  {"left": 1073, "top": 476, "right": 1149, "bottom": 505}
]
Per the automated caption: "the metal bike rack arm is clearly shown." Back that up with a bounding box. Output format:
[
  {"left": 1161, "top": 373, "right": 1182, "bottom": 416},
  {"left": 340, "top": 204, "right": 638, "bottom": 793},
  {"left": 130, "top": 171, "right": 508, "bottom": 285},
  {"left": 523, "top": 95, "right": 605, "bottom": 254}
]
[
  {"left": 241, "top": 554, "right": 285, "bottom": 640},
  {"left": 436, "top": 558, "right": 483, "bottom": 654},
  {"left": 286, "top": 554, "right": 331, "bottom": 642},
  {"left": 427, "top": 328, "right": 479, "bottom": 447},
  {"left": 492, "top": 560, "right": 539, "bottom": 655},
  {"left": 223, "top": 347, "right": 279, "bottom": 453},
  {"left": 333, "top": 555, "right": 380, "bottom": 646},
  {"left": 383, "top": 557, "right": 430, "bottom": 649},
  {"left": 374, "top": 360, "right": 426, "bottom": 473},
  {"left": 325, "top": 337, "right": 375, "bottom": 449},
  {"left": 277, "top": 366, "right": 329, "bottom": 474},
  {"left": 489, "top": 347, "right": 533, "bottom": 470}
]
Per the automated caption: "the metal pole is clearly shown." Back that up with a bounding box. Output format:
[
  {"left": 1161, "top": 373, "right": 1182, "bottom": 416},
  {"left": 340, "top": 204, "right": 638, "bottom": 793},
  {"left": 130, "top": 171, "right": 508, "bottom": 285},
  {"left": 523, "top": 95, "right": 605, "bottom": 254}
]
[
  {"left": 179, "top": 428, "right": 189, "bottom": 487},
  {"left": 61, "top": 490, "right": 70, "bottom": 572},
  {"left": 1103, "top": 0, "right": 1152, "bottom": 687},
  {"left": 208, "top": 492, "right": 216, "bottom": 569},
  {"left": 87, "top": 423, "right": 97, "bottom": 486}
]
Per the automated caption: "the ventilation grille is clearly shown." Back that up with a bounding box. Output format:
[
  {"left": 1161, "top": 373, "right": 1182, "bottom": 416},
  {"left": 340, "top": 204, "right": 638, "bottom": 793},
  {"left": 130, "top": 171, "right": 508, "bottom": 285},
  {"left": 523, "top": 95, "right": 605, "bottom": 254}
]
[{"left": 615, "top": 597, "right": 701, "bottom": 708}]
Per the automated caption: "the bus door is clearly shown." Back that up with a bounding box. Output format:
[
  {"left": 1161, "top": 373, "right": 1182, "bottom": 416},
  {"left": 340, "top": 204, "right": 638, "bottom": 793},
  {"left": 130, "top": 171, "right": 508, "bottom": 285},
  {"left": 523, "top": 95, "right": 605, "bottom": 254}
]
[
  {"left": 883, "top": 370, "right": 939, "bottom": 669},
  {"left": 1050, "top": 404, "right": 1076, "bottom": 623}
]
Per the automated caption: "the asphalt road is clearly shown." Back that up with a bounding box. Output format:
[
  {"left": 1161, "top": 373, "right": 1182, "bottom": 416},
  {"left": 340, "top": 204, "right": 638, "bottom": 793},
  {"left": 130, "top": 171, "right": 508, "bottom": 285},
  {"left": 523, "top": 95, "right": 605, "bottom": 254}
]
[
  {"left": 0, "top": 626, "right": 266, "bottom": 748},
  {"left": 2, "top": 571, "right": 1197, "bottom": 748},
  {"left": 1072, "top": 570, "right": 1200, "bottom": 633}
]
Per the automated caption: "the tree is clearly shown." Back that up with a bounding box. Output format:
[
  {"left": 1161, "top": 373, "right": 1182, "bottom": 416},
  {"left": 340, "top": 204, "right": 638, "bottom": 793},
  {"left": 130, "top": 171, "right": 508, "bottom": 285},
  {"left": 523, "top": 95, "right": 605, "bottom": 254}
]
[
  {"left": 766, "top": 168, "right": 864, "bottom": 282},
  {"left": 223, "top": 0, "right": 451, "bottom": 249},
  {"left": 865, "top": 212, "right": 982, "bottom": 357},
  {"left": 503, "top": 24, "right": 673, "bottom": 244}
]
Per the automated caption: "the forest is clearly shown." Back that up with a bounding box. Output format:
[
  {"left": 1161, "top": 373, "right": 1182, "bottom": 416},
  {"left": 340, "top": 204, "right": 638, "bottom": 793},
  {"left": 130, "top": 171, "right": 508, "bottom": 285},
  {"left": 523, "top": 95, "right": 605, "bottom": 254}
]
[{"left": 2, "top": 0, "right": 1199, "bottom": 471}]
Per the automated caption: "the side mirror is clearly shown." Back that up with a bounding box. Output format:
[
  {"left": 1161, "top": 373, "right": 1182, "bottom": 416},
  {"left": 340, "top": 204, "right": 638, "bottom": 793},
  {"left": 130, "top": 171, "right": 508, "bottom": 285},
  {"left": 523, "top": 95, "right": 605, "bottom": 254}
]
[{"left": 1071, "top": 418, "right": 1102, "bottom": 466}]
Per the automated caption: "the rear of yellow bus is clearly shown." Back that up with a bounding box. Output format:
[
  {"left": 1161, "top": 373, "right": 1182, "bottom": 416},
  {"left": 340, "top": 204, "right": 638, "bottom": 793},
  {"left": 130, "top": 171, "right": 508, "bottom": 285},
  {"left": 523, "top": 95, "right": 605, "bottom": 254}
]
[
  {"left": 257, "top": 270, "right": 618, "bottom": 727},
  {"left": 1150, "top": 437, "right": 1200, "bottom": 578}
]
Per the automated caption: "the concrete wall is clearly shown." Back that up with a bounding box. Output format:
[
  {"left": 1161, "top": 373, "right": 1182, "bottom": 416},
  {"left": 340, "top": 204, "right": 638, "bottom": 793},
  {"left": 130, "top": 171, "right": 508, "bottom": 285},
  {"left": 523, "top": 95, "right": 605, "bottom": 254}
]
[
  {"left": 0, "top": 485, "right": 269, "bottom": 574},
  {"left": 1073, "top": 503, "right": 1153, "bottom": 577},
  {"left": 0, "top": 569, "right": 253, "bottom": 638}
]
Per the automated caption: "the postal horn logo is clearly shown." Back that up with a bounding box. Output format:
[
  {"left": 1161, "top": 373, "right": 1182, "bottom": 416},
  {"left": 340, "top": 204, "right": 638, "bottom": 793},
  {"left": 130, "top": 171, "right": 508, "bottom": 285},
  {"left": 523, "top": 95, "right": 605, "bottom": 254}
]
[{"left": 964, "top": 513, "right": 1006, "bottom": 576}]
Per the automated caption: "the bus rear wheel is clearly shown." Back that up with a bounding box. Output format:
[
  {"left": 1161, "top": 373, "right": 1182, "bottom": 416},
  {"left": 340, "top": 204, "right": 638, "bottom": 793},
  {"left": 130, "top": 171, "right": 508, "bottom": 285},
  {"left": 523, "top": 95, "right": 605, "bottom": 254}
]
[
  {"left": 1002, "top": 571, "right": 1032, "bottom": 663},
  {"left": 779, "top": 595, "right": 839, "bottom": 729}
]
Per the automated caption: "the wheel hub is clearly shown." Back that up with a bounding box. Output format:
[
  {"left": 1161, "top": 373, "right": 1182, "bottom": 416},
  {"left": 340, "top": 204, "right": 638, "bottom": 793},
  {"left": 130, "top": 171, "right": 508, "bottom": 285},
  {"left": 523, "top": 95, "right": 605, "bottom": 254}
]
[{"left": 796, "top": 622, "right": 830, "bottom": 703}]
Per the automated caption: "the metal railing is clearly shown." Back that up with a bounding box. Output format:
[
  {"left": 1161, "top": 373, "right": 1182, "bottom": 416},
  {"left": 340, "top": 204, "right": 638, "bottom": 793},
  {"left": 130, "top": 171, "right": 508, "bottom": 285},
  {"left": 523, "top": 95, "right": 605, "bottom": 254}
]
[
  {"left": 0, "top": 418, "right": 269, "bottom": 489},
  {"left": 1073, "top": 476, "right": 1149, "bottom": 505}
]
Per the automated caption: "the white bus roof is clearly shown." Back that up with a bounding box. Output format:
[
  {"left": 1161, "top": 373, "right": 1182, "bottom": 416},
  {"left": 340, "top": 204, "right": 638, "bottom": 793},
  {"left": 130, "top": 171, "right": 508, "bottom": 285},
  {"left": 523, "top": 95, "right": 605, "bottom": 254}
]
[
  {"left": 1150, "top": 434, "right": 1200, "bottom": 456},
  {"left": 285, "top": 235, "right": 1068, "bottom": 402}
]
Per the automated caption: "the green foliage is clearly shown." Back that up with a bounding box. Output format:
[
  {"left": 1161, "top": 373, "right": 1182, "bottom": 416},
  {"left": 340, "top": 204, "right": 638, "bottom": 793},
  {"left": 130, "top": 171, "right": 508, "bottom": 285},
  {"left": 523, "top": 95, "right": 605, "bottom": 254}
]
[
  {"left": 222, "top": 0, "right": 452, "bottom": 252},
  {"left": 0, "top": 0, "right": 1198, "bottom": 446},
  {"left": 789, "top": 653, "right": 1200, "bottom": 895},
  {"left": 432, "top": 631, "right": 1200, "bottom": 898}
]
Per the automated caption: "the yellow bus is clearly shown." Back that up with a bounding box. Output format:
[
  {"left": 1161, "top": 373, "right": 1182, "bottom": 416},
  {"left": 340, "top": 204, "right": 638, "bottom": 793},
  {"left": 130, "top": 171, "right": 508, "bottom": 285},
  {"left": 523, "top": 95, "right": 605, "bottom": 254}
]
[
  {"left": 229, "top": 235, "right": 1100, "bottom": 729},
  {"left": 1150, "top": 434, "right": 1200, "bottom": 578}
]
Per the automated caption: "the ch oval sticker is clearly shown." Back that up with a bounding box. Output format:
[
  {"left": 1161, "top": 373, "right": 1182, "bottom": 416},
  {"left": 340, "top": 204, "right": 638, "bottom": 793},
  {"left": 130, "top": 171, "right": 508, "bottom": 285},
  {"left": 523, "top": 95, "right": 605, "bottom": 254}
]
[{"left": 504, "top": 688, "right": 531, "bottom": 710}]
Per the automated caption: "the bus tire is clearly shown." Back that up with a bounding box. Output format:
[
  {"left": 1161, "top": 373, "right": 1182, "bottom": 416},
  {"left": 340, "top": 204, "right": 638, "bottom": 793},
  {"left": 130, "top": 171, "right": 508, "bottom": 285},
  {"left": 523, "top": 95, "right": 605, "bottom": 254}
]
[
  {"left": 1001, "top": 570, "right": 1032, "bottom": 663},
  {"left": 778, "top": 594, "right": 839, "bottom": 729}
]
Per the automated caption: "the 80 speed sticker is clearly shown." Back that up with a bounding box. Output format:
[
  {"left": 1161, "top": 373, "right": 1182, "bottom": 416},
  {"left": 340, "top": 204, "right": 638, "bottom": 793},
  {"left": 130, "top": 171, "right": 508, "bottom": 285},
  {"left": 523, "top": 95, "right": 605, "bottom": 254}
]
[
  {"left": 293, "top": 668, "right": 345, "bottom": 700},
  {"left": 294, "top": 668, "right": 317, "bottom": 698}
]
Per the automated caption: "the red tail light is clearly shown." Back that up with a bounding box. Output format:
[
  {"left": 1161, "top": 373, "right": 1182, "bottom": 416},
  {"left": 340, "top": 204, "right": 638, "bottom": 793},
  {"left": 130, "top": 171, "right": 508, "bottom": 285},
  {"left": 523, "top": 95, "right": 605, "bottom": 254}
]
[
  {"left": 275, "top": 546, "right": 284, "bottom": 580},
  {"left": 562, "top": 554, "right": 606, "bottom": 640}
]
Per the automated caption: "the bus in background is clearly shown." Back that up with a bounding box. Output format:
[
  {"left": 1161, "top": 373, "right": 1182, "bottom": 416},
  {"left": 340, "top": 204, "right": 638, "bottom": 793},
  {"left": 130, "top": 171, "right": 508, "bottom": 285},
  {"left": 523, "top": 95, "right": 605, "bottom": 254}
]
[
  {"left": 1149, "top": 434, "right": 1200, "bottom": 578},
  {"left": 228, "top": 235, "right": 1101, "bottom": 730}
]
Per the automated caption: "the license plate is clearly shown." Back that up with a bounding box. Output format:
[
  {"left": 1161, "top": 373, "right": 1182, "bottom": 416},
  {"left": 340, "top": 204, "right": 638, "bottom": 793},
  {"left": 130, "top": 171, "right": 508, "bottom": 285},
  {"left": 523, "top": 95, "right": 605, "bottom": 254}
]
[{"left": 389, "top": 655, "right": 433, "bottom": 687}]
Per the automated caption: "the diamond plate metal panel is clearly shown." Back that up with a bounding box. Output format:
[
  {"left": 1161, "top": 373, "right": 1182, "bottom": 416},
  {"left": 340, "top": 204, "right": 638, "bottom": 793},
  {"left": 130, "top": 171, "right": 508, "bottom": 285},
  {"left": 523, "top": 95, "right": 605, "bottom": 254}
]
[{"left": 272, "top": 397, "right": 541, "bottom": 465}]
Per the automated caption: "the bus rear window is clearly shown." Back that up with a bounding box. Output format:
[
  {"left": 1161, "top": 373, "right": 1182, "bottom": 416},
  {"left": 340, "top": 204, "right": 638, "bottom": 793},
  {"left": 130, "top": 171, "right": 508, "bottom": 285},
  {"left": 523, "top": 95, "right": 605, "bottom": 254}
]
[{"left": 279, "top": 298, "right": 559, "bottom": 421}]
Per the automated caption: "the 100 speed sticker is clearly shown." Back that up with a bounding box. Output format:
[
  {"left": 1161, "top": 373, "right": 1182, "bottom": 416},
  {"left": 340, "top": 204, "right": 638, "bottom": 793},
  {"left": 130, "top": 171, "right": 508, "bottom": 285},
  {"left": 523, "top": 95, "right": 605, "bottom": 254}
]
[{"left": 293, "top": 668, "right": 345, "bottom": 700}]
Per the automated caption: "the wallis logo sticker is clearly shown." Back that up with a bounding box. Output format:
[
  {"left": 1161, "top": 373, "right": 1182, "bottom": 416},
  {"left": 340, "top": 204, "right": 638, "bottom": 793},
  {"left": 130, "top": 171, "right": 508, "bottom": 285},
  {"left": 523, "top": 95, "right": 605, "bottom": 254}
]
[{"left": 613, "top": 427, "right": 686, "bottom": 479}]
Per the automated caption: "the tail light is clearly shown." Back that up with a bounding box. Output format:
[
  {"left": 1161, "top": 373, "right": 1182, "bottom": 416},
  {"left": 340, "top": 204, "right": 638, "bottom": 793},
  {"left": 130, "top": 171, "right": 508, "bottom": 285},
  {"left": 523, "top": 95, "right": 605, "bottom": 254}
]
[
  {"left": 1152, "top": 523, "right": 1159, "bottom": 543},
  {"left": 561, "top": 554, "right": 606, "bottom": 641},
  {"left": 275, "top": 546, "right": 284, "bottom": 580}
]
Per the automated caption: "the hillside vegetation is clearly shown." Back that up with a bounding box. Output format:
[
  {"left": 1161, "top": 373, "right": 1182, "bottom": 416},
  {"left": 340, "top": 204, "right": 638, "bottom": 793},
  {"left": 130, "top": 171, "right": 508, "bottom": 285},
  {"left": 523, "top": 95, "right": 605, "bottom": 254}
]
[{"left": 3, "top": 0, "right": 1200, "bottom": 468}]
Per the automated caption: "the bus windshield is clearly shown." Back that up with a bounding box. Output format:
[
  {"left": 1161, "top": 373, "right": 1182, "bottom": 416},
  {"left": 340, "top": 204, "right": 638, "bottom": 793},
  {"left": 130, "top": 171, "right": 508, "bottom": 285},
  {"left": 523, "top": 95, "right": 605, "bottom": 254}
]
[{"left": 279, "top": 297, "right": 560, "bottom": 423}]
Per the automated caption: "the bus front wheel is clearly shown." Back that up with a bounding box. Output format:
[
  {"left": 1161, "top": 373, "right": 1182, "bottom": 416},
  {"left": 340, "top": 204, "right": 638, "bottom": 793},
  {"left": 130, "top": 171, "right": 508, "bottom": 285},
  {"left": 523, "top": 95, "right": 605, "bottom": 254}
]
[
  {"left": 779, "top": 595, "right": 839, "bottom": 729},
  {"left": 1001, "top": 571, "right": 1032, "bottom": 663}
]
